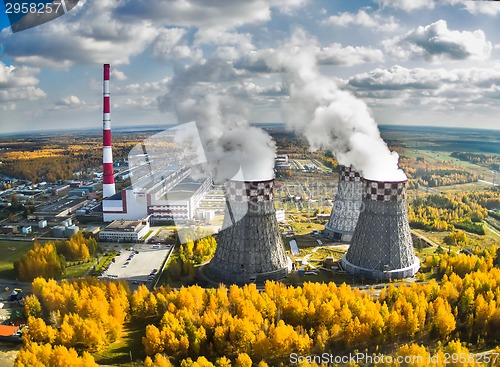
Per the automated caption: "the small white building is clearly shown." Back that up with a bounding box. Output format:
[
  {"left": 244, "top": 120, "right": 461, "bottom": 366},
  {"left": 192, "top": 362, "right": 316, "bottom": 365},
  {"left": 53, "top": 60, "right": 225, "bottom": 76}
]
[
  {"left": 99, "top": 218, "right": 150, "bottom": 243},
  {"left": 21, "top": 226, "right": 32, "bottom": 234},
  {"left": 38, "top": 220, "right": 47, "bottom": 229}
]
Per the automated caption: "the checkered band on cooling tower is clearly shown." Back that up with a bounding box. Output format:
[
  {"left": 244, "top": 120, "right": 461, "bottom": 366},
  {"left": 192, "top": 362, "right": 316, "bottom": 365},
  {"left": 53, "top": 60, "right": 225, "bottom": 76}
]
[
  {"left": 340, "top": 166, "right": 362, "bottom": 182},
  {"left": 365, "top": 180, "right": 407, "bottom": 202},
  {"left": 226, "top": 179, "right": 274, "bottom": 202}
]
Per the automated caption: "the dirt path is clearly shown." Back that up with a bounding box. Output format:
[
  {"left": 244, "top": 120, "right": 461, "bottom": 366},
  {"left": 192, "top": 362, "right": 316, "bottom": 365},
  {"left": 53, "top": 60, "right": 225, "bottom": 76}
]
[{"left": 0, "top": 345, "right": 20, "bottom": 367}]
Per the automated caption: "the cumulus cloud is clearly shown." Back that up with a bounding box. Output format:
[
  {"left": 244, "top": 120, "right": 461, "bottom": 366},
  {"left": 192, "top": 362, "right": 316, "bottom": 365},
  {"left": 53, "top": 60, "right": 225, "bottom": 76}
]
[
  {"left": 384, "top": 20, "right": 492, "bottom": 62},
  {"left": 123, "top": 96, "right": 158, "bottom": 109},
  {"left": 55, "top": 95, "right": 86, "bottom": 107},
  {"left": 0, "top": 0, "right": 158, "bottom": 67},
  {"left": 376, "top": 0, "right": 500, "bottom": 15},
  {"left": 111, "top": 69, "right": 127, "bottom": 81},
  {"left": 116, "top": 77, "right": 171, "bottom": 95},
  {"left": 317, "top": 44, "right": 384, "bottom": 66},
  {"left": 152, "top": 27, "right": 203, "bottom": 62},
  {"left": 375, "top": 0, "right": 434, "bottom": 11},
  {"left": 347, "top": 64, "right": 500, "bottom": 111},
  {"left": 455, "top": 1, "right": 500, "bottom": 16},
  {"left": 114, "top": 0, "right": 305, "bottom": 30},
  {"left": 236, "top": 42, "right": 383, "bottom": 72},
  {"left": 50, "top": 95, "right": 87, "bottom": 111},
  {"left": 0, "top": 0, "right": 309, "bottom": 68},
  {"left": 0, "top": 62, "right": 46, "bottom": 105},
  {"left": 324, "top": 9, "right": 399, "bottom": 32},
  {"left": 196, "top": 30, "right": 255, "bottom": 61},
  {"left": 0, "top": 86, "right": 46, "bottom": 102}
]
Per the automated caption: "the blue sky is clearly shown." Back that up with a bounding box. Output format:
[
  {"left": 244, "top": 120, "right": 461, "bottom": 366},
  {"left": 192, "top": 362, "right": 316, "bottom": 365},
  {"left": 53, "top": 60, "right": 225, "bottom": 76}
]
[{"left": 1, "top": 0, "right": 500, "bottom": 134}]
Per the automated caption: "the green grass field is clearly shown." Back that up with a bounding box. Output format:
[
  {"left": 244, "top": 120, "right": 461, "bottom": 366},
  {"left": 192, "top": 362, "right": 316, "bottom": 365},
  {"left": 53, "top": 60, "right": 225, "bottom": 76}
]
[
  {"left": 0, "top": 240, "right": 34, "bottom": 279},
  {"left": 93, "top": 320, "right": 147, "bottom": 366},
  {"left": 64, "top": 259, "right": 96, "bottom": 279}
]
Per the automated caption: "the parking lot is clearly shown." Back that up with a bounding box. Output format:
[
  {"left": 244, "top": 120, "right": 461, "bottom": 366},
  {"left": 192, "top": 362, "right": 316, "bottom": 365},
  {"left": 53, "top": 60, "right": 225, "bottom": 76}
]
[{"left": 101, "top": 243, "right": 172, "bottom": 285}]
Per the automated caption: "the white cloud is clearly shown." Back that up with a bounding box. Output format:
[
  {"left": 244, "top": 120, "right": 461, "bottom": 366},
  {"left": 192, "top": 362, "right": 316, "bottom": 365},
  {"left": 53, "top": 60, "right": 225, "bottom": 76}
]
[
  {"left": 317, "top": 43, "right": 384, "bottom": 66},
  {"left": 0, "top": 62, "right": 39, "bottom": 88},
  {"left": 123, "top": 96, "right": 158, "bottom": 109},
  {"left": 236, "top": 41, "right": 383, "bottom": 72},
  {"left": 49, "top": 95, "right": 87, "bottom": 111},
  {"left": 1, "top": 0, "right": 307, "bottom": 69},
  {"left": 324, "top": 9, "right": 399, "bottom": 32},
  {"left": 383, "top": 20, "right": 492, "bottom": 62},
  {"left": 56, "top": 95, "right": 86, "bottom": 107},
  {"left": 0, "top": 62, "right": 46, "bottom": 104},
  {"left": 114, "top": 0, "right": 306, "bottom": 30},
  {"left": 152, "top": 28, "right": 203, "bottom": 62},
  {"left": 347, "top": 64, "right": 500, "bottom": 111},
  {"left": 0, "top": 86, "right": 47, "bottom": 102},
  {"left": 111, "top": 69, "right": 127, "bottom": 81},
  {"left": 458, "top": 1, "right": 500, "bottom": 16},
  {"left": 0, "top": 102, "right": 16, "bottom": 111},
  {"left": 116, "top": 77, "right": 171, "bottom": 95},
  {"left": 376, "top": 0, "right": 500, "bottom": 15},
  {"left": 375, "top": 0, "right": 434, "bottom": 11},
  {"left": 0, "top": 0, "right": 159, "bottom": 67}
]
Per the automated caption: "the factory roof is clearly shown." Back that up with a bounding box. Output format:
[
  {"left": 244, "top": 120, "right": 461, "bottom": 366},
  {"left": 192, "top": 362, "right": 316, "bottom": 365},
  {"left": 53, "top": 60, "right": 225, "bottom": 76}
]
[
  {"left": 159, "top": 177, "right": 208, "bottom": 201},
  {"left": 35, "top": 197, "right": 89, "bottom": 215},
  {"left": 103, "top": 219, "right": 148, "bottom": 232}
]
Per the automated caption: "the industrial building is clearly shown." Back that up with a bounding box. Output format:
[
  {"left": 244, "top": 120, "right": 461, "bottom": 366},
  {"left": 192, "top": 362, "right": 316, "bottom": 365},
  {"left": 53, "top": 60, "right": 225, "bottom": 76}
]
[
  {"left": 324, "top": 166, "right": 363, "bottom": 241},
  {"left": 98, "top": 64, "right": 212, "bottom": 224},
  {"left": 341, "top": 179, "right": 420, "bottom": 279},
  {"left": 33, "top": 197, "right": 90, "bottom": 219},
  {"left": 99, "top": 218, "right": 150, "bottom": 242},
  {"left": 102, "top": 166, "right": 212, "bottom": 223},
  {"left": 208, "top": 179, "right": 291, "bottom": 284}
]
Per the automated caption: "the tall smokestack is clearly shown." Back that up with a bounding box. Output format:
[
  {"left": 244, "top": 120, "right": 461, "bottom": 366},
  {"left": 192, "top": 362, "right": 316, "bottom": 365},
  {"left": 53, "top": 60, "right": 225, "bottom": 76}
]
[
  {"left": 341, "top": 179, "right": 420, "bottom": 279},
  {"left": 324, "top": 165, "right": 363, "bottom": 242},
  {"left": 208, "top": 179, "right": 291, "bottom": 284},
  {"left": 102, "top": 64, "right": 116, "bottom": 198}
]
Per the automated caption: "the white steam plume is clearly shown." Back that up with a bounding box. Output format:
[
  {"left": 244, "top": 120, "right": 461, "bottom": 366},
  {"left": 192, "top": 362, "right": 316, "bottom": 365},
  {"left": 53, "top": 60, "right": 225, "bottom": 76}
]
[
  {"left": 158, "top": 61, "right": 277, "bottom": 182},
  {"left": 262, "top": 29, "right": 407, "bottom": 182}
]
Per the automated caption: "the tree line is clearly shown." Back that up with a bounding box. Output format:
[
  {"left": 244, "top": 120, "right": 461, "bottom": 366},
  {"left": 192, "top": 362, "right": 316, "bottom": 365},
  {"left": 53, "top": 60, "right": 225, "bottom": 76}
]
[
  {"left": 14, "top": 232, "right": 98, "bottom": 281},
  {"left": 15, "top": 247, "right": 500, "bottom": 366}
]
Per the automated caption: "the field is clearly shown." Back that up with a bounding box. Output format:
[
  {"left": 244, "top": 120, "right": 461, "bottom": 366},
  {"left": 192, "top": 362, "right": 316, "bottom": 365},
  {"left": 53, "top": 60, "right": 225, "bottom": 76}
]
[
  {"left": 0, "top": 240, "right": 34, "bottom": 280},
  {"left": 93, "top": 320, "right": 146, "bottom": 366}
]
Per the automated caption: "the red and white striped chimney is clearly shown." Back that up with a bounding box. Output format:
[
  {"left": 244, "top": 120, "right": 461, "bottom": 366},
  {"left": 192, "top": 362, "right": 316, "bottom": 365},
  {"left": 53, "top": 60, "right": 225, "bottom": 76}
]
[{"left": 102, "top": 64, "right": 116, "bottom": 198}]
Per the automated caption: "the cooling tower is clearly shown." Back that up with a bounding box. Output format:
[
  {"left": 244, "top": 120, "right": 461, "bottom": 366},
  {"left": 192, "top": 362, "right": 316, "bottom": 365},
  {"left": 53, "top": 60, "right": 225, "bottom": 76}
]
[
  {"left": 208, "top": 179, "right": 291, "bottom": 284},
  {"left": 341, "top": 179, "right": 420, "bottom": 280},
  {"left": 324, "top": 165, "right": 363, "bottom": 242},
  {"left": 102, "top": 64, "right": 116, "bottom": 198}
]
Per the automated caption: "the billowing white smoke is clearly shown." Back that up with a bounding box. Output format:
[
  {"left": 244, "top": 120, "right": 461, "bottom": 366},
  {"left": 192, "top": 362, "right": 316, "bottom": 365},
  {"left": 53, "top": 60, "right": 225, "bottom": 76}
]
[
  {"left": 262, "top": 29, "right": 407, "bottom": 182},
  {"left": 158, "top": 65, "right": 277, "bottom": 182}
]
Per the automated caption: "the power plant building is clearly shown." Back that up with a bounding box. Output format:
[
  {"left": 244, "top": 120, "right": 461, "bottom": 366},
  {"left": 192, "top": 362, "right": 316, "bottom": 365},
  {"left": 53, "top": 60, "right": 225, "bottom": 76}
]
[
  {"left": 324, "top": 166, "right": 364, "bottom": 241},
  {"left": 341, "top": 179, "right": 420, "bottom": 279},
  {"left": 102, "top": 166, "right": 212, "bottom": 223},
  {"left": 208, "top": 179, "right": 291, "bottom": 284}
]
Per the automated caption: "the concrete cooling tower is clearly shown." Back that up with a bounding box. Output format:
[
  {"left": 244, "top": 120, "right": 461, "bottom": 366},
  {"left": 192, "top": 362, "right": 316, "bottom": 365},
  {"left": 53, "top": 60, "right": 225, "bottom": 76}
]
[
  {"left": 324, "top": 165, "right": 364, "bottom": 242},
  {"left": 341, "top": 179, "right": 420, "bottom": 279},
  {"left": 208, "top": 179, "right": 291, "bottom": 284}
]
